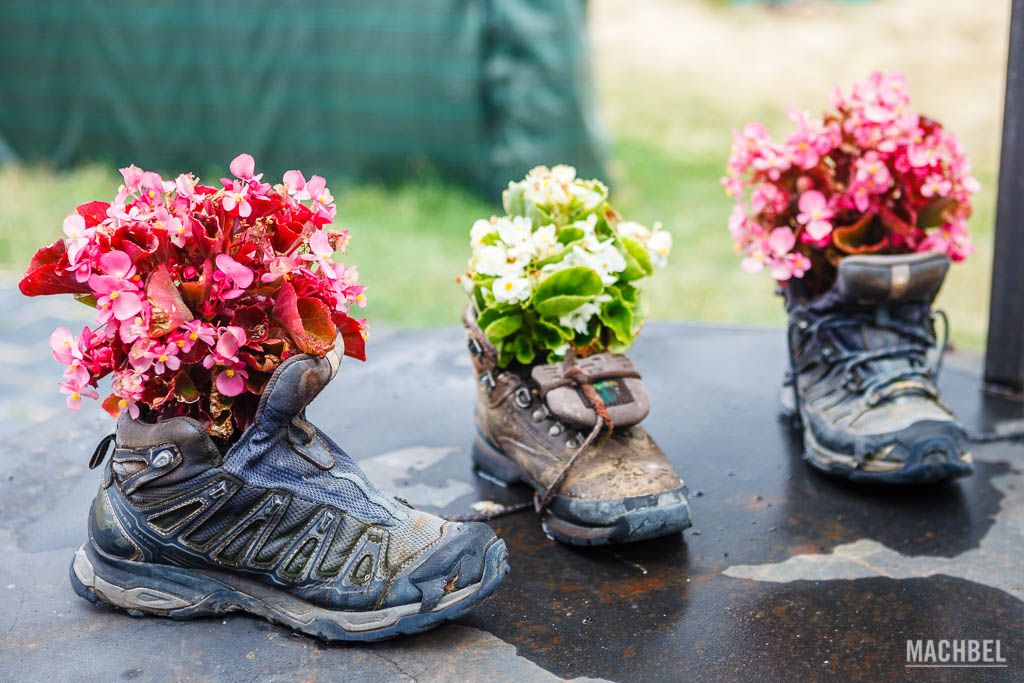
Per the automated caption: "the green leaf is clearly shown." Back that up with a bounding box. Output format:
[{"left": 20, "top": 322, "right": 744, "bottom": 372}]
[
  {"left": 484, "top": 314, "right": 523, "bottom": 341},
  {"left": 557, "top": 226, "right": 585, "bottom": 244},
  {"left": 534, "top": 244, "right": 573, "bottom": 268},
  {"left": 620, "top": 237, "right": 654, "bottom": 281},
  {"left": 536, "top": 318, "right": 572, "bottom": 349},
  {"left": 533, "top": 266, "right": 603, "bottom": 318},
  {"left": 600, "top": 299, "right": 634, "bottom": 344},
  {"left": 514, "top": 335, "right": 536, "bottom": 365}
]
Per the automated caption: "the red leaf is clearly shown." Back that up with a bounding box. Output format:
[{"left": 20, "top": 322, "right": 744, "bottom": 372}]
[
  {"left": 273, "top": 281, "right": 338, "bottom": 355},
  {"left": 19, "top": 240, "right": 91, "bottom": 297},
  {"left": 25, "top": 238, "right": 66, "bottom": 273},
  {"left": 76, "top": 201, "right": 110, "bottom": 228},
  {"left": 101, "top": 394, "right": 123, "bottom": 418},
  {"left": 333, "top": 313, "right": 367, "bottom": 362},
  {"left": 146, "top": 265, "right": 194, "bottom": 336},
  {"left": 231, "top": 305, "right": 269, "bottom": 343}
]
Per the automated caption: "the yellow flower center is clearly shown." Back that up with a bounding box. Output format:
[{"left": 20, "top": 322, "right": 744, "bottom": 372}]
[
  {"left": 159, "top": 354, "right": 168, "bottom": 362},
  {"left": 109, "top": 291, "right": 120, "bottom": 300},
  {"left": 71, "top": 392, "right": 81, "bottom": 401},
  {"left": 118, "top": 399, "right": 127, "bottom": 409},
  {"left": 225, "top": 369, "right": 235, "bottom": 377},
  {"left": 189, "top": 332, "right": 198, "bottom": 341},
  {"left": 177, "top": 340, "right": 186, "bottom": 347}
]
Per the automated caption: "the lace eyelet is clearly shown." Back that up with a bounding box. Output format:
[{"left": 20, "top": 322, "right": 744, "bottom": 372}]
[{"left": 514, "top": 387, "right": 532, "bottom": 409}]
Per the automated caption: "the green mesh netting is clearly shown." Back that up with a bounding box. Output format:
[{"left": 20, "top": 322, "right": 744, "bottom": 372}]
[{"left": 0, "top": 0, "right": 605, "bottom": 196}]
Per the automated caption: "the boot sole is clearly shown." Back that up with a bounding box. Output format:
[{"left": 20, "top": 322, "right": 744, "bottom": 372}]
[
  {"left": 472, "top": 434, "right": 691, "bottom": 545},
  {"left": 69, "top": 540, "right": 509, "bottom": 642},
  {"left": 780, "top": 392, "right": 973, "bottom": 484}
]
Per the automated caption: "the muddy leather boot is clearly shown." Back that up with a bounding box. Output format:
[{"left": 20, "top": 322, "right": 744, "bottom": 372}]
[
  {"left": 781, "top": 252, "right": 973, "bottom": 484},
  {"left": 463, "top": 307, "right": 691, "bottom": 545},
  {"left": 71, "top": 348, "right": 509, "bottom": 641}
]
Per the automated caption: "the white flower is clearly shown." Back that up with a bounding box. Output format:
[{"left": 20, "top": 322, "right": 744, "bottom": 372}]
[
  {"left": 616, "top": 220, "right": 651, "bottom": 242},
  {"left": 559, "top": 301, "right": 601, "bottom": 335},
  {"left": 531, "top": 224, "right": 559, "bottom": 260},
  {"left": 492, "top": 275, "right": 531, "bottom": 303},
  {"left": 497, "top": 215, "right": 532, "bottom": 247},
  {"left": 647, "top": 229, "right": 673, "bottom": 268},
  {"left": 470, "top": 219, "right": 497, "bottom": 248},
  {"left": 473, "top": 244, "right": 525, "bottom": 277},
  {"left": 570, "top": 240, "right": 626, "bottom": 285}
]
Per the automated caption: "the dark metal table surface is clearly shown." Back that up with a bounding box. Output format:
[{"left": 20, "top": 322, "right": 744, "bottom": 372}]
[{"left": 1, "top": 313, "right": 1021, "bottom": 682}]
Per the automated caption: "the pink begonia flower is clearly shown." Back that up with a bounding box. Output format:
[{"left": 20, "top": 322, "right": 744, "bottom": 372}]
[
  {"left": 302, "top": 229, "right": 337, "bottom": 278},
  {"left": 128, "top": 339, "right": 156, "bottom": 373},
  {"left": 202, "top": 326, "right": 248, "bottom": 371},
  {"left": 148, "top": 343, "right": 181, "bottom": 375},
  {"left": 89, "top": 251, "right": 143, "bottom": 322},
  {"left": 215, "top": 254, "right": 254, "bottom": 299},
  {"left": 175, "top": 173, "right": 196, "bottom": 199},
  {"left": 120, "top": 165, "right": 144, "bottom": 193},
  {"left": 768, "top": 227, "right": 796, "bottom": 256},
  {"left": 152, "top": 206, "right": 187, "bottom": 248},
  {"left": 60, "top": 381, "right": 98, "bottom": 411},
  {"left": 305, "top": 175, "right": 336, "bottom": 221},
  {"left": 854, "top": 152, "right": 891, "bottom": 189},
  {"left": 215, "top": 363, "right": 249, "bottom": 397},
  {"left": 752, "top": 147, "right": 791, "bottom": 181},
  {"left": 283, "top": 170, "right": 311, "bottom": 200},
  {"left": 920, "top": 175, "right": 952, "bottom": 198},
  {"left": 796, "top": 191, "right": 834, "bottom": 240},
  {"left": 741, "top": 256, "right": 764, "bottom": 274},
  {"left": 180, "top": 320, "right": 216, "bottom": 353},
  {"left": 49, "top": 327, "right": 77, "bottom": 365},
  {"left": 222, "top": 180, "right": 253, "bottom": 218},
  {"left": 230, "top": 154, "right": 256, "bottom": 181},
  {"left": 261, "top": 255, "right": 299, "bottom": 283},
  {"left": 119, "top": 314, "right": 149, "bottom": 345}
]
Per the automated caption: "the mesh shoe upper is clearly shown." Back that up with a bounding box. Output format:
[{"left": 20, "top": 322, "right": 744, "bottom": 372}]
[
  {"left": 785, "top": 253, "right": 968, "bottom": 467},
  {"left": 92, "top": 352, "right": 498, "bottom": 612}
]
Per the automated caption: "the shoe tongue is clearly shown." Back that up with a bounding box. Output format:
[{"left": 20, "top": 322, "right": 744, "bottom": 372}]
[
  {"left": 258, "top": 346, "right": 343, "bottom": 421},
  {"left": 835, "top": 253, "right": 949, "bottom": 306}
]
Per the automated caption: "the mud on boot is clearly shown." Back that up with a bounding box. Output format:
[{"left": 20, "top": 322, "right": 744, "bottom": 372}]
[
  {"left": 71, "top": 348, "right": 509, "bottom": 641},
  {"left": 781, "top": 253, "right": 973, "bottom": 484},
  {"left": 464, "top": 307, "right": 691, "bottom": 545}
]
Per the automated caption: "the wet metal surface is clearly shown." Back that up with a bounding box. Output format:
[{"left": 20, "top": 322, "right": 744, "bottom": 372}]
[{"left": 1, "top": 318, "right": 1021, "bottom": 682}]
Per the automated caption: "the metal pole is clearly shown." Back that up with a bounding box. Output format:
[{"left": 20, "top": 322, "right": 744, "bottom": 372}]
[{"left": 984, "top": 0, "right": 1024, "bottom": 394}]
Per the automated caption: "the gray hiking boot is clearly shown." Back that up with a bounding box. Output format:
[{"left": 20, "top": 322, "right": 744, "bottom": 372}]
[
  {"left": 71, "top": 350, "right": 509, "bottom": 641},
  {"left": 464, "top": 307, "right": 691, "bottom": 545},
  {"left": 781, "top": 252, "right": 973, "bottom": 484}
]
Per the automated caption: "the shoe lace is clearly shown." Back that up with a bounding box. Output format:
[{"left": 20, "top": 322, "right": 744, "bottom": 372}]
[{"left": 786, "top": 306, "right": 950, "bottom": 422}]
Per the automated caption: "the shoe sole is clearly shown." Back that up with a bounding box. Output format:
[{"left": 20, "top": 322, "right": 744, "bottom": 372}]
[
  {"left": 69, "top": 539, "right": 509, "bottom": 642},
  {"left": 780, "top": 391, "right": 973, "bottom": 485},
  {"left": 471, "top": 434, "right": 691, "bottom": 545}
]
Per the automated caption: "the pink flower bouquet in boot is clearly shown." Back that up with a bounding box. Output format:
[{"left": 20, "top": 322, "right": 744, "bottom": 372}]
[
  {"left": 20, "top": 154, "right": 368, "bottom": 443},
  {"left": 725, "top": 73, "right": 978, "bottom": 484}
]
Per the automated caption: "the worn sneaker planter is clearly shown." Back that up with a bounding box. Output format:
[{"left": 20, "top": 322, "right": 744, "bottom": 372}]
[
  {"left": 780, "top": 253, "right": 971, "bottom": 483},
  {"left": 73, "top": 350, "right": 509, "bottom": 640},
  {"left": 457, "top": 165, "right": 691, "bottom": 544},
  {"left": 724, "top": 73, "right": 978, "bottom": 484},
  {"left": 21, "top": 156, "right": 507, "bottom": 639}
]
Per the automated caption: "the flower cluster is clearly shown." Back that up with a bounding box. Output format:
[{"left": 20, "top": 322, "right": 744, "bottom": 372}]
[
  {"left": 723, "top": 72, "right": 978, "bottom": 291},
  {"left": 21, "top": 154, "right": 368, "bottom": 442},
  {"left": 458, "top": 165, "right": 671, "bottom": 366}
]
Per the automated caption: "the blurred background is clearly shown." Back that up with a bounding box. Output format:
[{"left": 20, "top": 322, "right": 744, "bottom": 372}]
[{"left": 0, "top": 0, "right": 1009, "bottom": 350}]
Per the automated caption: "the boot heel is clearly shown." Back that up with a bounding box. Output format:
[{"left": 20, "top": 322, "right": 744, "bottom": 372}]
[
  {"left": 472, "top": 435, "right": 524, "bottom": 486},
  {"left": 70, "top": 544, "right": 205, "bottom": 616}
]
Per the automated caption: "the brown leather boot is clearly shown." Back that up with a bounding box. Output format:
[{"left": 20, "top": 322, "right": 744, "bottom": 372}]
[{"left": 463, "top": 307, "right": 691, "bottom": 545}]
